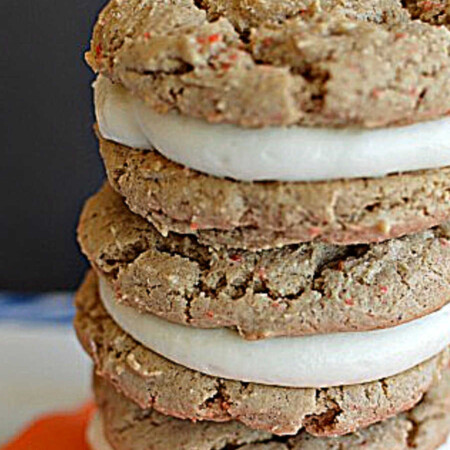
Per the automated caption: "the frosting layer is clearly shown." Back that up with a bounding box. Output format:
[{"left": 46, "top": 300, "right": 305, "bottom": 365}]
[
  {"left": 99, "top": 277, "right": 450, "bottom": 389},
  {"left": 95, "top": 76, "right": 450, "bottom": 182},
  {"left": 87, "top": 414, "right": 110, "bottom": 450}
]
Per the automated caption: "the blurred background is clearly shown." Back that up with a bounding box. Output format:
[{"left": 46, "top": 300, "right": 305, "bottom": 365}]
[
  {"left": 0, "top": 1, "right": 110, "bottom": 443},
  {"left": 0, "top": 0, "right": 108, "bottom": 291}
]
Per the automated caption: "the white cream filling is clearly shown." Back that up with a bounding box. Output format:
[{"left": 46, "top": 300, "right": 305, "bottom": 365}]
[
  {"left": 94, "top": 76, "right": 450, "bottom": 182},
  {"left": 99, "top": 277, "right": 450, "bottom": 389},
  {"left": 442, "top": 436, "right": 450, "bottom": 450},
  {"left": 87, "top": 413, "right": 111, "bottom": 450},
  {"left": 87, "top": 412, "right": 450, "bottom": 450}
]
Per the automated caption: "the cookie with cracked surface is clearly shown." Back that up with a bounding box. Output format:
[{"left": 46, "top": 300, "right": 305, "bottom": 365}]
[
  {"left": 86, "top": 0, "right": 450, "bottom": 128},
  {"left": 91, "top": 370, "right": 450, "bottom": 450},
  {"left": 99, "top": 136, "right": 450, "bottom": 249},
  {"left": 78, "top": 183, "right": 450, "bottom": 339},
  {"left": 74, "top": 271, "right": 450, "bottom": 437}
]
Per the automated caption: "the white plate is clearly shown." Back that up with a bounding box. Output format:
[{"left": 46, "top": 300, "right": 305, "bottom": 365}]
[{"left": 0, "top": 323, "right": 91, "bottom": 444}]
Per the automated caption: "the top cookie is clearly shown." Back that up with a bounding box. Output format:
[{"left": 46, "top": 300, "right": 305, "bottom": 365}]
[{"left": 87, "top": 0, "right": 450, "bottom": 128}]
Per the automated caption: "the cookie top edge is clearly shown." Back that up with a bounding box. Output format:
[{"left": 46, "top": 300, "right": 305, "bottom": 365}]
[{"left": 87, "top": 0, "right": 450, "bottom": 128}]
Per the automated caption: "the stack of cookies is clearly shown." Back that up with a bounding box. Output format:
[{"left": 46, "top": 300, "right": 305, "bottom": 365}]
[{"left": 75, "top": 1, "right": 450, "bottom": 448}]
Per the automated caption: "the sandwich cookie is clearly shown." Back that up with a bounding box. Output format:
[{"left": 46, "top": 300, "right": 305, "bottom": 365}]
[
  {"left": 88, "top": 0, "right": 450, "bottom": 249},
  {"left": 75, "top": 272, "right": 450, "bottom": 436}
]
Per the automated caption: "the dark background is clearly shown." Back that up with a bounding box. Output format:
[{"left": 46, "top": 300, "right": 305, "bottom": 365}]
[{"left": 0, "top": 0, "right": 108, "bottom": 291}]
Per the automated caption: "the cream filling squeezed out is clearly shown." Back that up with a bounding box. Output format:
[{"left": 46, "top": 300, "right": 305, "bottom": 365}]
[
  {"left": 94, "top": 76, "right": 450, "bottom": 182},
  {"left": 99, "top": 276, "right": 450, "bottom": 389}
]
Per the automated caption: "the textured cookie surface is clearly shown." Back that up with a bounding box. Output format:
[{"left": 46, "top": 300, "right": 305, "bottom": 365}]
[
  {"left": 78, "top": 184, "right": 450, "bottom": 339},
  {"left": 94, "top": 370, "right": 450, "bottom": 450},
  {"left": 74, "top": 271, "right": 450, "bottom": 436},
  {"left": 99, "top": 137, "right": 450, "bottom": 249},
  {"left": 405, "top": 0, "right": 450, "bottom": 27},
  {"left": 87, "top": 0, "right": 450, "bottom": 128}
]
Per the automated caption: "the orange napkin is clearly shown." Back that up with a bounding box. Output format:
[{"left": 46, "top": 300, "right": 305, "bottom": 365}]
[{"left": 3, "top": 403, "right": 95, "bottom": 450}]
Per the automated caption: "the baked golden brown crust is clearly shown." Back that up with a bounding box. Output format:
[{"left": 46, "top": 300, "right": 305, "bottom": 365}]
[{"left": 87, "top": 0, "right": 450, "bottom": 128}]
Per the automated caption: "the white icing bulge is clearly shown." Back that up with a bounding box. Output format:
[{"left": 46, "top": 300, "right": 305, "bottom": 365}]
[
  {"left": 87, "top": 414, "right": 112, "bottom": 450},
  {"left": 441, "top": 436, "right": 450, "bottom": 450},
  {"left": 99, "top": 277, "right": 450, "bottom": 389},
  {"left": 94, "top": 76, "right": 450, "bottom": 182}
]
